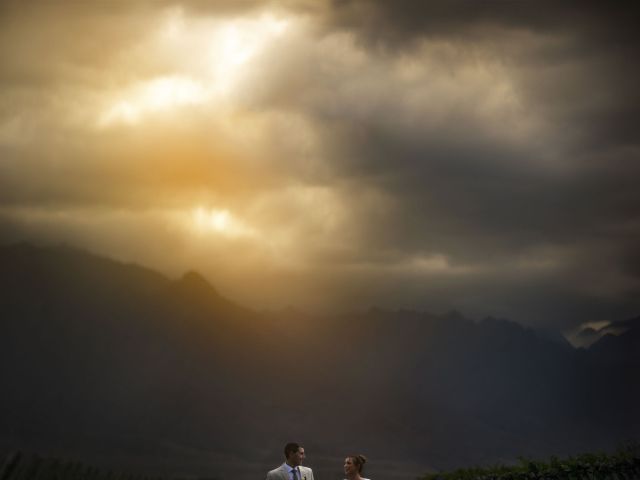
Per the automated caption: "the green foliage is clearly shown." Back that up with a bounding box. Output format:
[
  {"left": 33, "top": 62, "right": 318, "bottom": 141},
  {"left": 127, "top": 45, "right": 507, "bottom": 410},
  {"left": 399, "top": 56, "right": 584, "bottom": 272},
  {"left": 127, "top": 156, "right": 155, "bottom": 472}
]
[
  {"left": 0, "top": 451, "right": 170, "bottom": 480},
  {"left": 0, "top": 450, "right": 224, "bottom": 480},
  {"left": 421, "top": 443, "right": 640, "bottom": 480}
]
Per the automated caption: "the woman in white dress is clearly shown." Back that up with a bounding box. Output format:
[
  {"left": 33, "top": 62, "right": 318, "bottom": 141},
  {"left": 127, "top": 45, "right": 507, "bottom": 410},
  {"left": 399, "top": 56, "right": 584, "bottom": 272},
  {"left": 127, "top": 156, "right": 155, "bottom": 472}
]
[{"left": 344, "top": 454, "right": 369, "bottom": 480}]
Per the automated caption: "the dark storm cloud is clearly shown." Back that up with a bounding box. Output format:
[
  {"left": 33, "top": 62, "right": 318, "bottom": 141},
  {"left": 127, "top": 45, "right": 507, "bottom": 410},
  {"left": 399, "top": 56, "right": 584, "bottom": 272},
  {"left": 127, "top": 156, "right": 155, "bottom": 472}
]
[
  {"left": 284, "top": 0, "right": 640, "bottom": 324},
  {"left": 323, "top": 1, "right": 640, "bottom": 48},
  {"left": 321, "top": 0, "right": 640, "bottom": 153},
  {"left": 328, "top": 120, "right": 640, "bottom": 257}
]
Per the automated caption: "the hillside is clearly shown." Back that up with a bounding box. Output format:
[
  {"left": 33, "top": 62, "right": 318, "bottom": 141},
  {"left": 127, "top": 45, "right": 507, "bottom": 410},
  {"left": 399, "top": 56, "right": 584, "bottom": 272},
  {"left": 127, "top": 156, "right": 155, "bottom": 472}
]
[{"left": 0, "top": 243, "right": 638, "bottom": 480}]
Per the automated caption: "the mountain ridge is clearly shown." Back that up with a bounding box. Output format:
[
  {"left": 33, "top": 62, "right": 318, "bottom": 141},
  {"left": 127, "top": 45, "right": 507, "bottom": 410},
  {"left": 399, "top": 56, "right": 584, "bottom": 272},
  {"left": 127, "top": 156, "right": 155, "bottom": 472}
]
[{"left": 0, "top": 242, "right": 637, "bottom": 480}]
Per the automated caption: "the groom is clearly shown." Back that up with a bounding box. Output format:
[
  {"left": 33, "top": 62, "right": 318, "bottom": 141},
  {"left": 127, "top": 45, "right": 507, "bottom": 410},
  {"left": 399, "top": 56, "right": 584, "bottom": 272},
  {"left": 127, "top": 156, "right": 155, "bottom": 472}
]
[{"left": 266, "top": 443, "right": 315, "bottom": 480}]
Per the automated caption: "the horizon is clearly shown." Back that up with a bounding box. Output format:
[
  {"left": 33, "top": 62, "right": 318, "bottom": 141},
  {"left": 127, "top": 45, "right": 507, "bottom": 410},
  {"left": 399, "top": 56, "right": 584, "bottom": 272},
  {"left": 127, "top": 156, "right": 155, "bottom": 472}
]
[{"left": 1, "top": 239, "right": 633, "bottom": 349}]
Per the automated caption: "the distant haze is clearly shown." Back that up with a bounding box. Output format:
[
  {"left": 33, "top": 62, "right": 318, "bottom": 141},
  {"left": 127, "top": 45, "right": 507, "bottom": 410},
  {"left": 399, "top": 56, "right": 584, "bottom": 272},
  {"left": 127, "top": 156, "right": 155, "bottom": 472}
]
[{"left": 1, "top": 1, "right": 639, "bottom": 329}]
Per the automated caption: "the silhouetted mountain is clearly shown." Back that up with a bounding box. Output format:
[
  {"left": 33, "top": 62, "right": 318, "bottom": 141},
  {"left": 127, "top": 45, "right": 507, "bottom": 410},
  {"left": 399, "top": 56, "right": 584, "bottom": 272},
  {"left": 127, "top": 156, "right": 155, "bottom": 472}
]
[
  {"left": 576, "top": 327, "right": 600, "bottom": 343},
  {"left": 590, "top": 317, "right": 640, "bottom": 359},
  {"left": 0, "top": 243, "right": 637, "bottom": 480},
  {"left": 605, "top": 315, "right": 640, "bottom": 332}
]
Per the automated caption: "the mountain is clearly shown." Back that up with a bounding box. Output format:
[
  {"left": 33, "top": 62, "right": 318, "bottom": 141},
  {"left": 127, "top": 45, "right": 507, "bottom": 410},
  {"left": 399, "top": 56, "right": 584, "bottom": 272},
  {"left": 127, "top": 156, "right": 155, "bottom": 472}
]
[
  {"left": 569, "top": 316, "right": 640, "bottom": 348},
  {"left": 0, "top": 243, "right": 637, "bottom": 480}
]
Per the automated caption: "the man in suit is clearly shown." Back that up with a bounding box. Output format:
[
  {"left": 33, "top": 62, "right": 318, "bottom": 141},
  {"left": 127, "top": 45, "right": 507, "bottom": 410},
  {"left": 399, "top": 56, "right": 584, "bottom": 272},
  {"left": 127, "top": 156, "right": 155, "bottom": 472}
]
[{"left": 267, "top": 443, "right": 315, "bottom": 480}]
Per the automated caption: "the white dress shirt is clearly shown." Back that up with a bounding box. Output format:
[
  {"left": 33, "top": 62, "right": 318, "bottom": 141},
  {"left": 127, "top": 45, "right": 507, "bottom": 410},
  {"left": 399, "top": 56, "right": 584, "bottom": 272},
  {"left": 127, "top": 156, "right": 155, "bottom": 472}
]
[{"left": 283, "top": 463, "right": 301, "bottom": 480}]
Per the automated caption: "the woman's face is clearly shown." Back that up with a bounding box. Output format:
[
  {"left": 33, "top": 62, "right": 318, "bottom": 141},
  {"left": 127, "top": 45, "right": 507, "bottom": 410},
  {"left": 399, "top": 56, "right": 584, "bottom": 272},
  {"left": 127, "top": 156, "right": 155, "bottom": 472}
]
[{"left": 344, "top": 457, "right": 357, "bottom": 476}]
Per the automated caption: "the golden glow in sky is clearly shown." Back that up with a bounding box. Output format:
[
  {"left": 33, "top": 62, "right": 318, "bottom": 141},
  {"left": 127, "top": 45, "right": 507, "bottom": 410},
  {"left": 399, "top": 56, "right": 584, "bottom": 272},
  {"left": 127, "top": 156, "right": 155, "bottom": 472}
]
[
  {"left": 99, "top": 76, "right": 209, "bottom": 126},
  {"left": 98, "top": 11, "right": 291, "bottom": 128},
  {"left": 2, "top": 1, "right": 637, "bottom": 322},
  {"left": 190, "top": 207, "right": 255, "bottom": 238}
]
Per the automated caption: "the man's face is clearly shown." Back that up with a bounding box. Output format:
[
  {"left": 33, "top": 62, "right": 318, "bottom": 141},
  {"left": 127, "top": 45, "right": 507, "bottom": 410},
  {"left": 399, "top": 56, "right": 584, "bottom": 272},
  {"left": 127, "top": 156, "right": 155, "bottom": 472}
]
[{"left": 288, "top": 447, "right": 305, "bottom": 466}]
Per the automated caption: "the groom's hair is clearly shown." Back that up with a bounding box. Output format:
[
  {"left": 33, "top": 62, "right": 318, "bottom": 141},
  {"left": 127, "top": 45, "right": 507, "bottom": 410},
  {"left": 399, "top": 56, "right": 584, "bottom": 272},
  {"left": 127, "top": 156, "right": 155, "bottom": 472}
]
[{"left": 284, "top": 443, "right": 301, "bottom": 458}]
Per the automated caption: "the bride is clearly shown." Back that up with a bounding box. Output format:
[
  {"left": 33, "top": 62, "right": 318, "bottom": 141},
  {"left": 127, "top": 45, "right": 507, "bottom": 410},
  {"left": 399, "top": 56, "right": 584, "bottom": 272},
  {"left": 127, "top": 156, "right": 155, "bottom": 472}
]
[{"left": 343, "top": 454, "right": 369, "bottom": 480}]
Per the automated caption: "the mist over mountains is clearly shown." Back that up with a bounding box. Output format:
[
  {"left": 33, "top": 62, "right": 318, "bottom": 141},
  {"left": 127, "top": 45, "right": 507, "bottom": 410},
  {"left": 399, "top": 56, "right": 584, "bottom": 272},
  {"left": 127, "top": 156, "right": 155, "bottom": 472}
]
[{"left": 1, "top": 243, "right": 638, "bottom": 480}]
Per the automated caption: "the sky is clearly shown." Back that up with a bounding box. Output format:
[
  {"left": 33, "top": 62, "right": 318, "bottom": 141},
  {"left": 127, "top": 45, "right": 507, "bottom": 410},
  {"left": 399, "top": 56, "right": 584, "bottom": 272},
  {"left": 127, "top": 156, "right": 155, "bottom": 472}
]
[{"left": 1, "top": 0, "right": 639, "bottom": 331}]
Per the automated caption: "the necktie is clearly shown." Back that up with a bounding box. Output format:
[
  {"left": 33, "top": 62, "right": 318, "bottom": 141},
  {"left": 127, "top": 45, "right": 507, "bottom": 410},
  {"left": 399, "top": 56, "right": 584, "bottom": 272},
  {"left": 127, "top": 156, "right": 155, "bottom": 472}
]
[{"left": 292, "top": 469, "right": 299, "bottom": 480}]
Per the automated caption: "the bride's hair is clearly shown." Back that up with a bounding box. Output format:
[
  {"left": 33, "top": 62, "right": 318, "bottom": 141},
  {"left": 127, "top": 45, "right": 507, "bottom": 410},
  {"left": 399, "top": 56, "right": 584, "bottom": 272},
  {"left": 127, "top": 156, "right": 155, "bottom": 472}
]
[{"left": 347, "top": 454, "right": 367, "bottom": 474}]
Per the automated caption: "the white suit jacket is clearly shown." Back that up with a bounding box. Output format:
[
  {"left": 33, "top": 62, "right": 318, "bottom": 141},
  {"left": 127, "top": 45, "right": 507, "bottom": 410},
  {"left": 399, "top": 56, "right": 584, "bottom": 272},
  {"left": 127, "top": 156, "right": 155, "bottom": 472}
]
[{"left": 267, "top": 464, "right": 314, "bottom": 480}]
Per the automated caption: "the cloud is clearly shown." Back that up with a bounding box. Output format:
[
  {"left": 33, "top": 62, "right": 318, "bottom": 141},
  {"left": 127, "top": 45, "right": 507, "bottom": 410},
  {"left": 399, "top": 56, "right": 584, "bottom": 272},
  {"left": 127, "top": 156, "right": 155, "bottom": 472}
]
[{"left": 0, "top": 1, "right": 639, "bottom": 327}]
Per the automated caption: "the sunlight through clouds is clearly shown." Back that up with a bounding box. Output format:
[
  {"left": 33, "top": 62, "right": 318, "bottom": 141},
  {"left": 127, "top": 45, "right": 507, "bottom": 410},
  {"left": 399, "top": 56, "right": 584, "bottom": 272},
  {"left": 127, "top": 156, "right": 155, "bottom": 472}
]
[
  {"left": 98, "top": 76, "right": 209, "bottom": 127},
  {"left": 1, "top": 1, "right": 638, "bottom": 324},
  {"left": 97, "top": 11, "right": 291, "bottom": 128},
  {"left": 189, "top": 206, "right": 256, "bottom": 238},
  {"left": 208, "top": 14, "right": 290, "bottom": 94}
]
